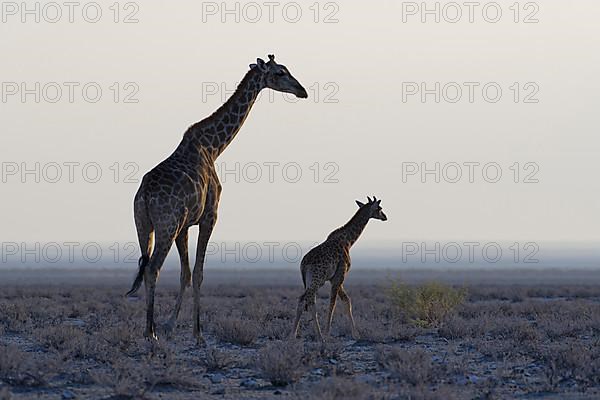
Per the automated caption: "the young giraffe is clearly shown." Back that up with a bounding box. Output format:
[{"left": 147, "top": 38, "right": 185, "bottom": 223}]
[
  {"left": 126, "top": 55, "right": 308, "bottom": 344},
  {"left": 291, "top": 197, "right": 388, "bottom": 341}
]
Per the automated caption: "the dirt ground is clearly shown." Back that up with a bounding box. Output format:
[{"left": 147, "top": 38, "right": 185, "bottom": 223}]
[{"left": 1, "top": 268, "right": 600, "bottom": 399}]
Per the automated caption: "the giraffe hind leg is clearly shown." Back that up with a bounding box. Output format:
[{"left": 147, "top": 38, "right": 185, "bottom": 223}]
[
  {"left": 142, "top": 224, "right": 178, "bottom": 341},
  {"left": 291, "top": 268, "right": 326, "bottom": 341},
  {"left": 325, "top": 284, "right": 340, "bottom": 336},
  {"left": 290, "top": 292, "right": 307, "bottom": 340},
  {"left": 326, "top": 262, "right": 345, "bottom": 337},
  {"left": 305, "top": 270, "right": 326, "bottom": 342}
]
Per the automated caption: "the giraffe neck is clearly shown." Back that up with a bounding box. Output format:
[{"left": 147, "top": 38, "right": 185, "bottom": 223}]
[
  {"left": 178, "top": 68, "right": 266, "bottom": 160},
  {"left": 327, "top": 208, "right": 371, "bottom": 247}
]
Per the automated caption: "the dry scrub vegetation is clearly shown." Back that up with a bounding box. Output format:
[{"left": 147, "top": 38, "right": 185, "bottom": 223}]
[{"left": 0, "top": 279, "right": 599, "bottom": 399}]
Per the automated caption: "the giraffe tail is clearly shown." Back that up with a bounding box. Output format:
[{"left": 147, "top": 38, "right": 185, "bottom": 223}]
[
  {"left": 126, "top": 255, "right": 149, "bottom": 296},
  {"left": 300, "top": 267, "right": 311, "bottom": 311},
  {"left": 300, "top": 263, "right": 308, "bottom": 289},
  {"left": 301, "top": 270, "right": 306, "bottom": 289}
]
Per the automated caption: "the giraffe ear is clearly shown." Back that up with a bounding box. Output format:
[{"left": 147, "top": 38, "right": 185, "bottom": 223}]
[{"left": 356, "top": 200, "right": 365, "bottom": 208}]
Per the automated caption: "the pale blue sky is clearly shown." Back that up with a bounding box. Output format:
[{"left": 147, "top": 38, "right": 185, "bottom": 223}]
[{"left": 1, "top": 0, "right": 598, "bottom": 250}]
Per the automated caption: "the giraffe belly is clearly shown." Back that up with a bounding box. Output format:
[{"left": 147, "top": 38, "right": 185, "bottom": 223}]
[{"left": 302, "top": 243, "right": 342, "bottom": 282}]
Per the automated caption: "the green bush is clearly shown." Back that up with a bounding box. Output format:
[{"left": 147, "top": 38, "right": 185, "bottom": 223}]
[{"left": 388, "top": 281, "right": 467, "bottom": 328}]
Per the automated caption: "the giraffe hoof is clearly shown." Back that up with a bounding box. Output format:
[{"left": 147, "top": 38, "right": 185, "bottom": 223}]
[{"left": 144, "top": 332, "right": 159, "bottom": 342}]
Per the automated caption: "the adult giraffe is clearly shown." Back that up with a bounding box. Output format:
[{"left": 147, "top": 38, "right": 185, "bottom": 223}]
[{"left": 126, "top": 55, "right": 308, "bottom": 344}]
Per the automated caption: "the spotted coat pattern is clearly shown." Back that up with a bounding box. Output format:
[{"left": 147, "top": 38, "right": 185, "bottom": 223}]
[
  {"left": 291, "top": 199, "right": 387, "bottom": 341},
  {"left": 126, "top": 56, "right": 308, "bottom": 344}
]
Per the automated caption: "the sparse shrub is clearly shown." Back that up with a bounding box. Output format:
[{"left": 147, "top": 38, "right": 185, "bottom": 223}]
[
  {"left": 505, "top": 321, "right": 539, "bottom": 342},
  {"left": 534, "top": 300, "right": 600, "bottom": 340},
  {"left": 239, "top": 298, "right": 269, "bottom": 322},
  {"left": 0, "top": 303, "right": 31, "bottom": 332},
  {"left": 398, "top": 385, "right": 461, "bottom": 400},
  {"left": 360, "top": 317, "right": 422, "bottom": 343},
  {"left": 33, "top": 325, "right": 111, "bottom": 360},
  {"left": 0, "top": 345, "right": 24, "bottom": 377},
  {"left": 145, "top": 359, "right": 200, "bottom": 390},
  {"left": 103, "top": 324, "right": 138, "bottom": 351},
  {"left": 213, "top": 317, "right": 258, "bottom": 346},
  {"left": 481, "top": 317, "right": 540, "bottom": 343},
  {"left": 91, "top": 360, "right": 148, "bottom": 399},
  {"left": 388, "top": 281, "right": 467, "bottom": 328},
  {"left": 303, "top": 340, "right": 344, "bottom": 363},
  {"left": 204, "top": 347, "right": 233, "bottom": 371},
  {"left": 376, "top": 346, "right": 433, "bottom": 385},
  {"left": 263, "top": 318, "right": 291, "bottom": 340},
  {"left": 357, "top": 323, "right": 387, "bottom": 343},
  {"left": 92, "top": 350, "right": 200, "bottom": 398},
  {"left": 35, "top": 325, "right": 83, "bottom": 352},
  {"left": 257, "top": 341, "right": 306, "bottom": 386},
  {"left": 438, "top": 314, "right": 471, "bottom": 340},
  {"left": 0, "top": 344, "right": 54, "bottom": 387},
  {"left": 318, "top": 341, "right": 344, "bottom": 360},
  {"left": 542, "top": 341, "right": 600, "bottom": 389},
  {"left": 441, "top": 303, "right": 542, "bottom": 343},
  {"left": 390, "top": 323, "right": 422, "bottom": 342},
  {"left": 305, "top": 377, "right": 371, "bottom": 400},
  {"left": 474, "top": 338, "right": 522, "bottom": 361}
]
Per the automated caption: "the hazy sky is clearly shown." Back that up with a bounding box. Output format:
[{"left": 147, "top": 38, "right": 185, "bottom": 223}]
[{"left": 1, "top": 0, "right": 599, "bottom": 251}]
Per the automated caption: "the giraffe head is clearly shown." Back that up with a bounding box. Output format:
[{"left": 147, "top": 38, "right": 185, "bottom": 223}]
[
  {"left": 250, "top": 54, "right": 308, "bottom": 99},
  {"left": 355, "top": 197, "right": 388, "bottom": 221}
]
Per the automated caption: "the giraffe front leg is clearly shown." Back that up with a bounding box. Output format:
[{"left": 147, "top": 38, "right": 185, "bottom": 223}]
[
  {"left": 164, "top": 228, "right": 191, "bottom": 337},
  {"left": 192, "top": 216, "right": 216, "bottom": 347},
  {"left": 339, "top": 286, "right": 360, "bottom": 340}
]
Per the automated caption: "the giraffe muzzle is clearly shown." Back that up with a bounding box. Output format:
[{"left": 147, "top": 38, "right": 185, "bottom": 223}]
[{"left": 295, "top": 85, "right": 308, "bottom": 99}]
